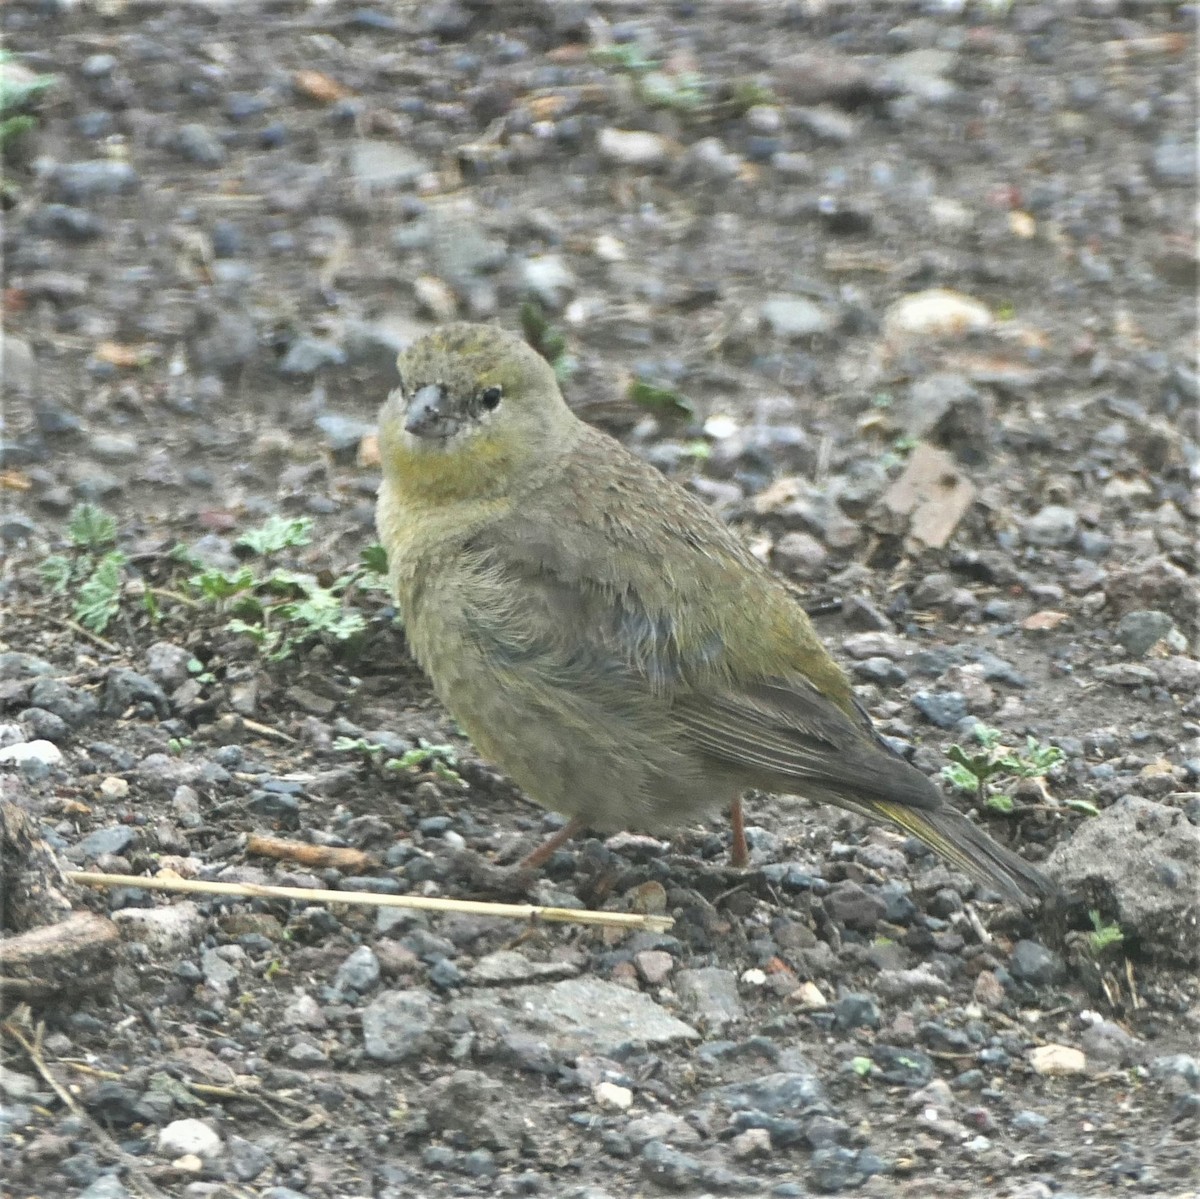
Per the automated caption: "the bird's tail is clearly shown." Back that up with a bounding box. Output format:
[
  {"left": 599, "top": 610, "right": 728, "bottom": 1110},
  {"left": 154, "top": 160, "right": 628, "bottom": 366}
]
[{"left": 863, "top": 799, "right": 1055, "bottom": 904}]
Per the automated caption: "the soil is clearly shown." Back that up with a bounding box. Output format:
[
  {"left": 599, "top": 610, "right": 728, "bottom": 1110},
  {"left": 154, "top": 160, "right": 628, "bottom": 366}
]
[{"left": 0, "top": 2, "right": 1197, "bottom": 1198}]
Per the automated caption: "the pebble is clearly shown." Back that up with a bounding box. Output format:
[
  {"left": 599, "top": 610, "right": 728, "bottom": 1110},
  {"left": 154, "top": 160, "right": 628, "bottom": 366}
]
[
  {"left": 156, "top": 1118, "right": 222, "bottom": 1160},
  {"left": 0, "top": 739, "right": 63, "bottom": 767},
  {"left": 111, "top": 902, "right": 205, "bottom": 952},
  {"left": 1022, "top": 505, "right": 1079, "bottom": 548},
  {"left": 1115, "top": 609, "right": 1176, "bottom": 657},
  {"left": 883, "top": 290, "right": 991, "bottom": 342},
  {"left": 175, "top": 123, "right": 227, "bottom": 167},
  {"left": 1028, "top": 1044, "right": 1087, "bottom": 1075},
  {"left": 597, "top": 128, "right": 670, "bottom": 168},
  {"left": 361, "top": 988, "right": 439, "bottom": 1061},
  {"left": 674, "top": 967, "right": 743, "bottom": 1029},
  {"left": 759, "top": 296, "right": 835, "bottom": 341},
  {"left": 1009, "top": 940, "right": 1066, "bottom": 987},
  {"left": 519, "top": 255, "right": 575, "bottom": 310}
]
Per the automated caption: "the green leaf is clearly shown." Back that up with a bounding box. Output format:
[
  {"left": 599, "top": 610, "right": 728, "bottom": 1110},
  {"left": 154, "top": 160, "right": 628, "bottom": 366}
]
[
  {"left": 40, "top": 554, "right": 73, "bottom": 594},
  {"left": 74, "top": 552, "right": 126, "bottom": 633},
  {"left": 236, "top": 515, "right": 313, "bottom": 556},
  {"left": 940, "top": 762, "right": 980, "bottom": 793},
  {"left": 850, "top": 1057, "right": 873, "bottom": 1078},
  {"left": 985, "top": 794, "right": 1014, "bottom": 815},
  {"left": 68, "top": 502, "right": 117, "bottom": 550},
  {"left": 519, "top": 300, "right": 567, "bottom": 368},
  {"left": 0, "top": 56, "right": 57, "bottom": 116},
  {"left": 189, "top": 566, "right": 257, "bottom": 602},
  {"left": 360, "top": 543, "right": 389, "bottom": 575},
  {"left": 628, "top": 379, "right": 694, "bottom": 419},
  {"left": 1064, "top": 798, "right": 1101, "bottom": 817}
]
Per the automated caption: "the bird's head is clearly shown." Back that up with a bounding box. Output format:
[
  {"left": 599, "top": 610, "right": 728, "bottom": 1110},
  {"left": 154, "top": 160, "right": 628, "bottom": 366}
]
[{"left": 378, "top": 323, "right": 580, "bottom": 504}]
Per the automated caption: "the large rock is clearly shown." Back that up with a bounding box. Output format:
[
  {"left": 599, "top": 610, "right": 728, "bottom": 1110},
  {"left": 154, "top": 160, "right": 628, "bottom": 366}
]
[
  {"left": 1048, "top": 796, "right": 1200, "bottom": 966},
  {"left": 451, "top": 977, "right": 698, "bottom": 1060}
]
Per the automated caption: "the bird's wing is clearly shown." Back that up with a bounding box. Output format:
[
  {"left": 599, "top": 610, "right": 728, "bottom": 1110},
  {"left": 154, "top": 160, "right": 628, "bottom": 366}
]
[{"left": 672, "top": 675, "right": 944, "bottom": 811}]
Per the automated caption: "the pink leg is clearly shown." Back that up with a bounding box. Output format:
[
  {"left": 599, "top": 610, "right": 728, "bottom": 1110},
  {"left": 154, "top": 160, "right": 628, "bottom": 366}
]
[
  {"left": 518, "top": 815, "right": 586, "bottom": 872},
  {"left": 729, "top": 795, "right": 749, "bottom": 868}
]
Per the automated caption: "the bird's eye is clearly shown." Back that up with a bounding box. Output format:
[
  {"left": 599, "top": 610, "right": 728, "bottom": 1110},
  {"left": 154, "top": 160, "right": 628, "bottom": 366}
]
[{"left": 480, "top": 386, "right": 503, "bottom": 411}]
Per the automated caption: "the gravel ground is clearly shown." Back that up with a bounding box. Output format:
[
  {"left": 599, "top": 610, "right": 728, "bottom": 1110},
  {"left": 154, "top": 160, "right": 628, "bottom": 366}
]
[{"left": 1, "top": 2, "right": 1198, "bottom": 1197}]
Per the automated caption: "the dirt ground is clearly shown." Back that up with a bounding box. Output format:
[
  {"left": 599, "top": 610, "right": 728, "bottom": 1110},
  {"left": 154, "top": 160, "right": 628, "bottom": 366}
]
[{"left": 1, "top": 2, "right": 1198, "bottom": 1197}]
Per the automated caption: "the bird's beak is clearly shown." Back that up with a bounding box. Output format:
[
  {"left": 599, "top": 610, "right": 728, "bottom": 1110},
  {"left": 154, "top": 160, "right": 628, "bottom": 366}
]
[{"left": 404, "top": 384, "right": 458, "bottom": 440}]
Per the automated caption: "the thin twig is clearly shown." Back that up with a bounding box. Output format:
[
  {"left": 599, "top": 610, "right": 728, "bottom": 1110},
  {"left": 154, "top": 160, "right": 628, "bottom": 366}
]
[
  {"left": 65, "top": 871, "right": 674, "bottom": 932},
  {"left": 2, "top": 1019, "right": 170, "bottom": 1199},
  {"left": 13, "top": 608, "right": 119, "bottom": 653},
  {"left": 241, "top": 718, "right": 297, "bottom": 744}
]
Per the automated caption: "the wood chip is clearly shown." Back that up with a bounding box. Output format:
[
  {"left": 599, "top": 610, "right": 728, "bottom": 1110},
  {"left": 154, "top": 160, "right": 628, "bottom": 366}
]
[
  {"left": 246, "top": 834, "right": 371, "bottom": 873},
  {"left": 880, "top": 442, "right": 976, "bottom": 550}
]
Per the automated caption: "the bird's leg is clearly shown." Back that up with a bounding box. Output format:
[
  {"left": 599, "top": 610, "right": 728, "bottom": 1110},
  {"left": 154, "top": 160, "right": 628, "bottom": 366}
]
[
  {"left": 518, "top": 815, "right": 586, "bottom": 872},
  {"left": 729, "top": 795, "right": 749, "bottom": 868}
]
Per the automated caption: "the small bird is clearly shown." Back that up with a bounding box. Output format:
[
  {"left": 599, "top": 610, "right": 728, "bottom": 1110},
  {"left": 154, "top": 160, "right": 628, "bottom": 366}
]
[{"left": 376, "top": 323, "right": 1052, "bottom": 903}]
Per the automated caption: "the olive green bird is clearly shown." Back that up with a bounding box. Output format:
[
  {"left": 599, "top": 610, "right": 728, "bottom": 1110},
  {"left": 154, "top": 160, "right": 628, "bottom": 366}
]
[{"left": 375, "top": 323, "right": 1052, "bottom": 903}]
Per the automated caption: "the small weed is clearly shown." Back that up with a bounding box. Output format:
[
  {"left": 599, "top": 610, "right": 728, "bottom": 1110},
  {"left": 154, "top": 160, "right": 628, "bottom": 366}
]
[
  {"left": 519, "top": 301, "right": 575, "bottom": 384},
  {"left": 384, "top": 741, "right": 462, "bottom": 784},
  {"left": 39, "top": 504, "right": 127, "bottom": 633},
  {"left": 628, "top": 378, "right": 694, "bottom": 420},
  {"left": 333, "top": 736, "right": 389, "bottom": 762},
  {"left": 942, "top": 725, "right": 1066, "bottom": 809},
  {"left": 37, "top": 509, "right": 387, "bottom": 656},
  {"left": 850, "top": 1057, "right": 873, "bottom": 1078},
  {"left": 1086, "top": 909, "right": 1124, "bottom": 956},
  {"left": 0, "top": 52, "right": 57, "bottom": 154}
]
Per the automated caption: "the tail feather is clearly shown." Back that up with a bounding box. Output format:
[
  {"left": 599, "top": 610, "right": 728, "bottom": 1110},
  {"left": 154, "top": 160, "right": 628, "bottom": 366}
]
[{"left": 864, "top": 800, "right": 1054, "bottom": 904}]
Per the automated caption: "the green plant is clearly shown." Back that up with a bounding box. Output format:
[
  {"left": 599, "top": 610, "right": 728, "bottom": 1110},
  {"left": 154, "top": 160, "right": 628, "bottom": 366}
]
[
  {"left": 941, "top": 725, "right": 1066, "bottom": 809},
  {"left": 182, "top": 517, "right": 389, "bottom": 661},
  {"left": 628, "top": 379, "right": 694, "bottom": 420},
  {"left": 1086, "top": 909, "right": 1124, "bottom": 956},
  {"left": 519, "top": 301, "right": 575, "bottom": 384},
  {"left": 39, "top": 504, "right": 127, "bottom": 633},
  {"left": 384, "top": 741, "right": 461, "bottom": 784},
  {"left": 0, "top": 52, "right": 56, "bottom": 152}
]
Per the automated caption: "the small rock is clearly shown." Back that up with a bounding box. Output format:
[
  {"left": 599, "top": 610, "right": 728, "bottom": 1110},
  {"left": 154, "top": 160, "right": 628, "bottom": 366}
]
[
  {"left": 348, "top": 140, "right": 429, "bottom": 189},
  {"left": 175, "top": 123, "right": 226, "bottom": 167},
  {"left": 1008, "top": 940, "right": 1065, "bottom": 987},
  {"left": 1115, "top": 610, "right": 1177, "bottom": 657},
  {"left": 593, "top": 1081, "right": 633, "bottom": 1110},
  {"left": 597, "top": 128, "right": 670, "bottom": 168},
  {"left": 674, "top": 967, "right": 742, "bottom": 1030},
  {"left": 519, "top": 255, "right": 575, "bottom": 310},
  {"left": 156, "top": 1118, "right": 222, "bottom": 1160},
  {"left": 361, "top": 989, "right": 439, "bottom": 1061},
  {"left": 0, "top": 739, "right": 63, "bottom": 767},
  {"left": 144, "top": 642, "right": 194, "bottom": 691},
  {"left": 111, "top": 902, "right": 205, "bottom": 953},
  {"left": 1028, "top": 1044, "right": 1086, "bottom": 1076},
  {"left": 773, "top": 531, "right": 828, "bottom": 578},
  {"left": 1022, "top": 505, "right": 1078, "bottom": 549},
  {"left": 759, "top": 295, "right": 834, "bottom": 340},
  {"left": 279, "top": 338, "right": 346, "bottom": 375},
  {"left": 883, "top": 290, "right": 991, "bottom": 342}
]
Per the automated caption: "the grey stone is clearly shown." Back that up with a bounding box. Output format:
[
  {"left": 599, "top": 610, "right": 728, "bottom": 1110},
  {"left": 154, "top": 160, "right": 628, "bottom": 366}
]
[
  {"left": 279, "top": 338, "right": 346, "bottom": 375},
  {"left": 102, "top": 669, "right": 169, "bottom": 718},
  {"left": 519, "top": 255, "right": 575, "bottom": 310},
  {"left": 0, "top": 333, "right": 37, "bottom": 398},
  {"left": 450, "top": 977, "right": 698, "bottom": 1058},
  {"left": 1115, "top": 610, "right": 1177, "bottom": 657},
  {"left": 227, "top": 1134, "right": 271, "bottom": 1182},
  {"left": 76, "top": 825, "right": 138, "bottom": 860},
  {"left": 362, "top": 988, "right": 439, "bottom": 1061},
  {"left": 1022, "top": 505, "right": 1078, "bottom": 548},
  {"left": 710, "top": 1066, "right": 825, "bottom": 1114},
  {"left": 49, "top": 160, "right": 140, "bottom": 203},
  {"left": 1008, "top": 940, "right": 1065, "bottom": 987},
  {"left": 175, "top": 124, "right": 226, "bottom": 166},
  {"left": 112, "top": 902, "right": 205, "bottom": 953},
  {"left": 334, "top": 945, "right": 381, "bottom": 994},
  {"left": 1152, "top": 138, "right": 1196, "bottom": 185},
  {"left": 911, "top": 689, "right": 968, "bottom": 729},
  {"left": 423, "top": 1069, "right": 530, "bottom": 1150},
  {"left": 349, "top": 140, "right": 429, "bottom": 189},
  {"left": 468, "top": 949, "right": 579, "bottom": 985},
  {"left": 1048, "top": 796, "right": 1200, "bottom": 966},
  {"left": 674, "top": 967, "right": 743, "bottom": 1030},
  {"left": 0, "top": 653, "right": 57, "bottom": 680},
  {"left": 143, "top": 642, "right": 193, "bottom": 691},
  {"left": 29, "top": 678, "right": 97, "bottom": 727},
  {"left": 759, "top": 295, "right": 834, "bottom": 340}
]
